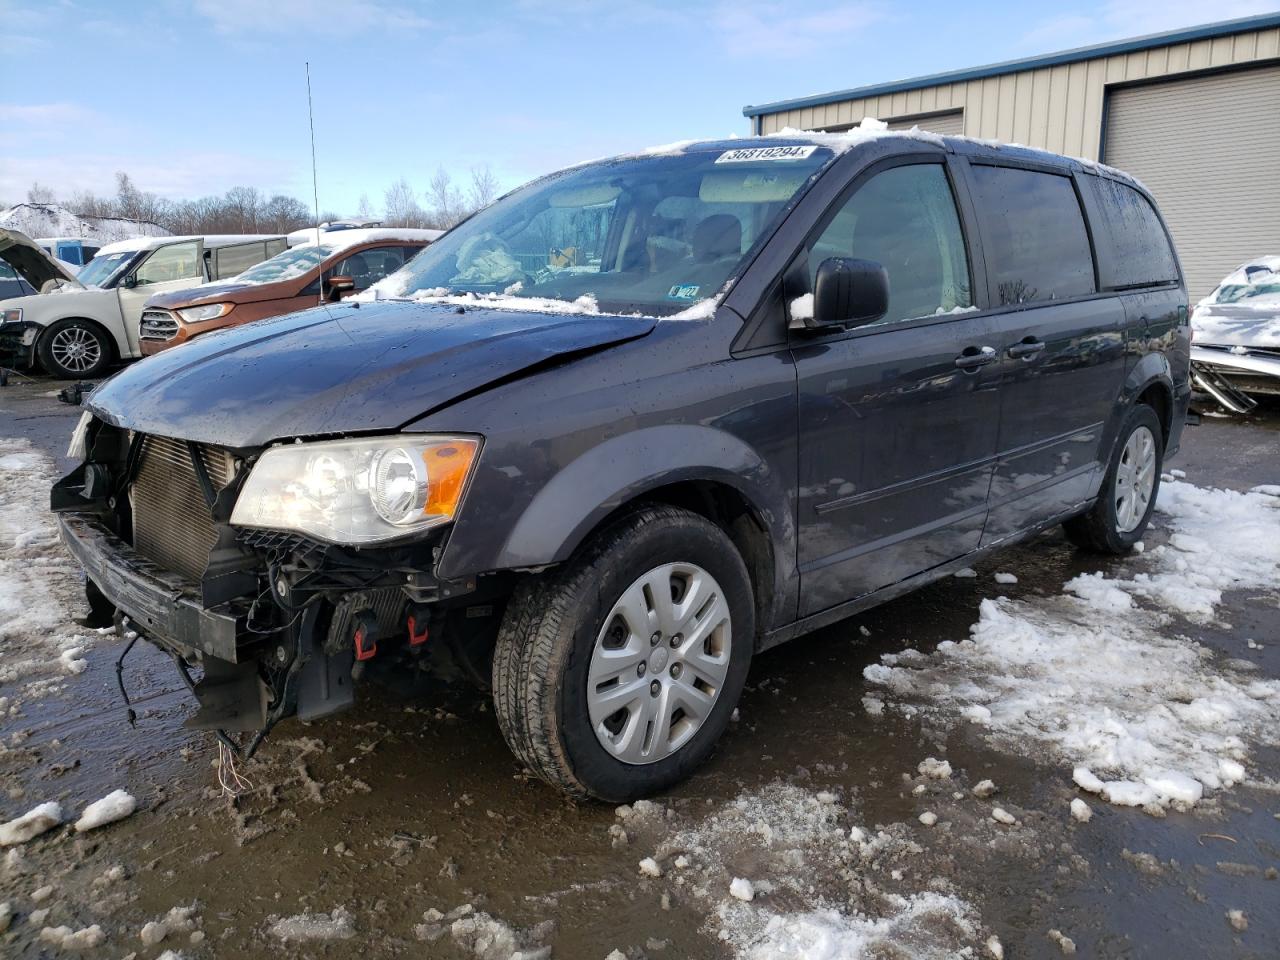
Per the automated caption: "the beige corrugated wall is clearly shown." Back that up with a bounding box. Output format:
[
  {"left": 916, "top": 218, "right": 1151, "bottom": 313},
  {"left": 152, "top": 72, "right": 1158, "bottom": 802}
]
[
  {"left": 756, "top": 27, "right": 1280, "bottom": 161},
  {"left": 1105, "top": 65, "right": 1280, "bottom": 301}
]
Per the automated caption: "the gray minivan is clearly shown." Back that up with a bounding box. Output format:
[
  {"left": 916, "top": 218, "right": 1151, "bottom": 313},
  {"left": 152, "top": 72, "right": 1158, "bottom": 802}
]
[{"left": 56, "top": 131, "right": 1190, "bottom": 801}]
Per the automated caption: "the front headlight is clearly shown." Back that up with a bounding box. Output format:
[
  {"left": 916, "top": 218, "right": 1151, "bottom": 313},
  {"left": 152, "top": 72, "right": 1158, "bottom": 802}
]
[
  {"left": 1, "top": 307, "right": 22, "bottom": 324},
  {"left": 177, "top": 302, "right": 233, "bottom": 323},
  {"left": 230, "top": 435, "right": 480, "bottom": 544}
]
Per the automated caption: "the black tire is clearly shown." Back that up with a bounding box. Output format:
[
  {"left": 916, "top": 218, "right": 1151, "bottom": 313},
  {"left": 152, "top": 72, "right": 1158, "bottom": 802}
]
[
  {"left": 1064, "top": 403, "right": 1164, "bottom": 554},
  {"left": 492, "top": 505, "right": 754, "bottom": 802},
  {"left": 37, "top": 318, "right": 113, "bottom": 379}
]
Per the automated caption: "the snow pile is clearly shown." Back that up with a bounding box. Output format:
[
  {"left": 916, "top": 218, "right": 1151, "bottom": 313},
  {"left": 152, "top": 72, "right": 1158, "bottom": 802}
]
[
  {"left": 626, "top": 783, "right": 982, "bottom": 958},
  {"left": 0, "top": 439, "right": 94, "bottom": 705},
  {"left": 0, "top": 801, "right": 63, "bottom": 845},
  {"left": 864, "top": 480, "right": 1280, "bottom": 812},
  {"left": 0, "top": 203, "right": 169, "bottom": 243},
  {"left": 268, "top": 907, "right": 355, "bottom": 941},
  {"left": 75, "top": 790, "right": 137, "bottom": 832}
]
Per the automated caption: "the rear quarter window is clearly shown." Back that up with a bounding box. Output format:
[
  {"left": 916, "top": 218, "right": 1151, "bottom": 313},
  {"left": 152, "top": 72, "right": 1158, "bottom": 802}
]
[
  {"left": 969, "top": 164, "right": 1096, "bottom": 305},
  {"left": 1086, "top": 175, "right": 1179, "bottom": 289}
]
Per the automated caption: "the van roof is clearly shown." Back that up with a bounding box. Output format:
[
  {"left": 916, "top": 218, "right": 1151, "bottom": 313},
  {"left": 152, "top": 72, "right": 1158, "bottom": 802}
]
[
  {"left": 95, "top": 234, "right": 286, "bottom": 256},
  {"left": 616, "top": 129, "right": 1142, "bottom": 188}
]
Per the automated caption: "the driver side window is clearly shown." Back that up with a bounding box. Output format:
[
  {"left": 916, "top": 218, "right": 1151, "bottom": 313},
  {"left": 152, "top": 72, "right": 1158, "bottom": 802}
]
[
  {"left": 134, "top": 241, "right": 201, "bottom": 286},
  {"left": 808, "top": 164, "right": 972, "bottom": 325},
  {"left": 332, "top": 247, "right": 407, "bottom": 290}
]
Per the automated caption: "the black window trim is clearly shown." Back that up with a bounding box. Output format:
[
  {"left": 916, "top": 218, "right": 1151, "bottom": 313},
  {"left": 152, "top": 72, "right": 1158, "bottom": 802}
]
[
  {"left": 778, "top": 153, "right": 986, "bottom": 345},
  {"left": 1077, "top": 170, "right": 1183, "bottom": 293},
  {"left": 956, "top": 156, "right": 1114, "bottom": 316}
]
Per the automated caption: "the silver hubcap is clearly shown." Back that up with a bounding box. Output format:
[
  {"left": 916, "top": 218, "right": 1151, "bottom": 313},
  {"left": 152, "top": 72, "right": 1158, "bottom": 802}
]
[
  {"left": 587, "top": 562, "right": 732, "bottom": 765},
  {"left": 50, "top": 326, "right": 102, "bottom": 373},
  {"left": 1114, "top": 425, "right": 1157, "bottom": 533}
]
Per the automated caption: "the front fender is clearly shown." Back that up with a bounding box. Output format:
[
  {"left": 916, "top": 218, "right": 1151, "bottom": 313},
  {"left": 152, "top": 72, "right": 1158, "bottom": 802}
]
[{"left": 438, "top": 424, "right": 797, "bottom": 623}]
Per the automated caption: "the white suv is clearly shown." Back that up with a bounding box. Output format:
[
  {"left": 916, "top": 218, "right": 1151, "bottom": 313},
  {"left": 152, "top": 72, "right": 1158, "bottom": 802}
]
[{"left": 0, "top": 232, "right": 285, "bottom": 378}]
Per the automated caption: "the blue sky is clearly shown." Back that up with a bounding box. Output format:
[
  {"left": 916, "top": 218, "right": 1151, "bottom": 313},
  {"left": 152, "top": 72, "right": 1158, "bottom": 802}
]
[{"left": 2, "top": 0, "right": 1273, "bottom": 215}]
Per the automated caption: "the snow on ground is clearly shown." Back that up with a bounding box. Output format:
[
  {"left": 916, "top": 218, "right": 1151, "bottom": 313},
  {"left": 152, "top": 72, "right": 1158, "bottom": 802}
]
[
  {"left": 619, "top": 786, "right": 984, "bottom": 959},
  {"left": 864, "top": 480, "right": 1280, "bottom": 813},
  {"left": 0, "top": 438, "right": 92, "bottom": 709},
  {"left": 74, "top": 789, "right": 137, "bottom": 832}
]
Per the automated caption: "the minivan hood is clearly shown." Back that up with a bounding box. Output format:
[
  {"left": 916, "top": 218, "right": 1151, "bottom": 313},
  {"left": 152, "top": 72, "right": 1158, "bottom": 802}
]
[
  {"left": 87, "top": 300, "right": 657, "bottom": 448},
  {"left": 0, "top": 228, "right": 83, "bottom": 292}
]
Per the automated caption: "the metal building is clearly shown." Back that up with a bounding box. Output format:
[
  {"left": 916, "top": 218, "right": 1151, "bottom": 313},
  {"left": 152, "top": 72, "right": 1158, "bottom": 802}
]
[{"left": 743, "top": 13, "right": 1280, "bottom": 301}]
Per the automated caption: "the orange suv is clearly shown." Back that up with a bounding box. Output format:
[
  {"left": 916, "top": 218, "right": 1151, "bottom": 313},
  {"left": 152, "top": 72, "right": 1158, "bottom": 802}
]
[{"left": 139, "top": 228, "right": 441, "bottom": 354}]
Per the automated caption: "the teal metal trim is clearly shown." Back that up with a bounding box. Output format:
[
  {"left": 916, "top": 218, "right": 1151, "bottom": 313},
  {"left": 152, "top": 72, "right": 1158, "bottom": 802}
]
[{"left": 743, "top": 12, "right": 1280, "bottom": 118}]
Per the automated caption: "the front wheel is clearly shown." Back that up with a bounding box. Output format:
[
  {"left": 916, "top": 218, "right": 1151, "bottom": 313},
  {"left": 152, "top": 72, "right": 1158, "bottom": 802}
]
[
  {"left": 38, "top": 319, "right": 113, "bottom": 379},
  {"left": 1064, "top": 403, "right": 1164, "bottom": 554},
  {"left": 492, "top": 505, "right": 754, "bottom": 801}
]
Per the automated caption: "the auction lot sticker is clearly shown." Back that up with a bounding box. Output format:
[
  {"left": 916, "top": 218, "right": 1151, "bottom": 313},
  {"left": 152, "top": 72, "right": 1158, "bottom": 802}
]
[{"left": 715, "top": 145, "right": 818, "bottom": 163}]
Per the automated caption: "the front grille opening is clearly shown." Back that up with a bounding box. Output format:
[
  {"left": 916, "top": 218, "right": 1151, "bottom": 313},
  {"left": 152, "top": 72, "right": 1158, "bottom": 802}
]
[
  {"left": 139, "top": 310, "right": 180, "bottom": 341},
  {"left": 131, "top": 435, "right": 236, "bottom": 582}
]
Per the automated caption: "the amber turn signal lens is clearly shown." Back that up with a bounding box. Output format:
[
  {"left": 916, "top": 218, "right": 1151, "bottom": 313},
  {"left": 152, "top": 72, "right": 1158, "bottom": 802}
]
[{"left": 423, "top": 439, "right": 480, "bottom": 519}]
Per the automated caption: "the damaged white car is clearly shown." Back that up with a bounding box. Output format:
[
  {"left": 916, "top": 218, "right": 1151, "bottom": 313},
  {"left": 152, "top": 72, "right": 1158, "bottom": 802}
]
[{"left": 1190, "top": 256, "right": 1280, "bottom": 411}]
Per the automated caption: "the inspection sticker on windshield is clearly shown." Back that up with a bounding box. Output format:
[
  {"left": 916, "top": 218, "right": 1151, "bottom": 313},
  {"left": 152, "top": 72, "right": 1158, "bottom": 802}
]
[
  {"left": 668, "top": 284, "right": 700, "bottom": 300},
  {"left": 715, "top": 145, "right": 818, "bottom": 164}
]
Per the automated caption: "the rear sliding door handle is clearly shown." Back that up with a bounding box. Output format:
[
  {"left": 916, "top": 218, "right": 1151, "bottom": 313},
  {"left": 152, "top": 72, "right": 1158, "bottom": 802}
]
[
  {"left": 1007, "top": 338, "right": 1046, "bottom": 359},
  {"left": 954, "top": 345, "right": 997, "bottom": 370}
]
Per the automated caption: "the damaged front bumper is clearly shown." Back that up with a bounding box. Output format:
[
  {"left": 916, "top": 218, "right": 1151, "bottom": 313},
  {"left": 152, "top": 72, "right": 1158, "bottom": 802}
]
[
  {"left": 1190, "top": 344, "right": 1280, "bottom": 412},
  {"left": 59, "top": 513, "right": 246, "bottom": 661},
  {"left": 0, "top": 319, "right": 41, "bottom": 367}
]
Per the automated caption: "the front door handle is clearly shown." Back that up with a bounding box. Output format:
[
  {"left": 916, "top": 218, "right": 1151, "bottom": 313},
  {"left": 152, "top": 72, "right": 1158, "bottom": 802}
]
[
  {"left": 1007, "top": 338, "right": 1046, "bottom": 359},
  {"left": 954, "top": 345, "right": 997, "bottom": 370}
]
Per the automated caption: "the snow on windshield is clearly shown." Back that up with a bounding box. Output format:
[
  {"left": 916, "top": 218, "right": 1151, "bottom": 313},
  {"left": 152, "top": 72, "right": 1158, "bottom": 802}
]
[
  {"left": 233, "top": 245, "right": 329, "bottom": 285},
  {"left": 1193, "top": 257, "right": 1280, "bottom": 347}
]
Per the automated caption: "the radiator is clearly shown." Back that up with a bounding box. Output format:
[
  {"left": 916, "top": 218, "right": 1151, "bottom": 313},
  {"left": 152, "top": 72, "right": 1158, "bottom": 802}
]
[{"left": 131, "top": 434, "right": 237, "bottom": 582}]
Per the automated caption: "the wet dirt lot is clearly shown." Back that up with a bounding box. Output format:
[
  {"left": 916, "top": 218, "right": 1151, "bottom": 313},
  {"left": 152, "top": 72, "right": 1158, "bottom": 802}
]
[{"left": 0, "top": 376, "right": 1277, "bottom": 959}]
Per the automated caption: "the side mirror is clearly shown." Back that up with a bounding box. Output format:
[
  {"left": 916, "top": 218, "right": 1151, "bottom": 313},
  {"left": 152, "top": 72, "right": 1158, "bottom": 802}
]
[
  {"left": 121, "top": 274, "right": 138, "bottom": 289},
  {"left": 325, "top": 275, "right": 356, "bottom": 301},
  {"left": 808, "top": 257, "right": 888, "bottom": 330}
]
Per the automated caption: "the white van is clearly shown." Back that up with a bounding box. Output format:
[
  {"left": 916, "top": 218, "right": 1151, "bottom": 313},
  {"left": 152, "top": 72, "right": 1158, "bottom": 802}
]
[{"left": 0, "top": 232, "right": 286, "bottom": 378}]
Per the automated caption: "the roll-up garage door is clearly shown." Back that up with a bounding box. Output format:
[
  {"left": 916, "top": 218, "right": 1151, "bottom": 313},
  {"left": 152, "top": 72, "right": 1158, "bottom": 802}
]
[
  {"left": 886, "top": 111, "right": 965, "bottom": 136},
  {"left": 1104, "top": 64, "right": 1280, "bottom": 302}
]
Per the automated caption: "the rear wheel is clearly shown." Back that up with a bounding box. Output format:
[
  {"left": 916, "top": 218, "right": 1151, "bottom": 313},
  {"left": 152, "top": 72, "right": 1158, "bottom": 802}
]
[
  {"left": 38, "top": 319, "right": 113, "bottom": 379},
  {"left": 492, "top": 505, "right": 754, "bottom": 801},
  {"left": 1064, "top": 403, "right": 1163, "bottom": 554}
]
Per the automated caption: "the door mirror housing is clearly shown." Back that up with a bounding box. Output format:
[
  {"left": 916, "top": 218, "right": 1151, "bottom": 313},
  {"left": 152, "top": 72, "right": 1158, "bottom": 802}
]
[
  {"left": 121, "top": 274, "right": 138, "bottom": 289},
  {"left": 325, "top": 275, "right": 356, "bottom": 301},
  {"left": 808, "top": 257, "right": 889, "bottom": 330}
]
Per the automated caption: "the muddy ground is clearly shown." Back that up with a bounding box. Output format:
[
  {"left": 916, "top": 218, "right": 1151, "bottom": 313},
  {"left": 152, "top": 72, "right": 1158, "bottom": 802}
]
[{"left": 0, "top": 375, "right": 1277, "bottom": 959}]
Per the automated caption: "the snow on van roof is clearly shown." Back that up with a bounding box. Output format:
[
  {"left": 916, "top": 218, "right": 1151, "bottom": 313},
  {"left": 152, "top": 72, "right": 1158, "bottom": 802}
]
[
  {"left": 95, "top": 234, "right": 286, "bottom": 255},
  {"left": 293, "top": 227, "right": 443, "bottom": 252}
]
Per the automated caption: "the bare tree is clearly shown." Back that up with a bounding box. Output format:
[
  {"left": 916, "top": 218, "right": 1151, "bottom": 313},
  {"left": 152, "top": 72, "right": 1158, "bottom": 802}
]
[
  {"left": 468, "top": 164, "right": 501, "bottom": 211},
  {"left": 383, "top": 177, "right": 428, "bottom": 228},
  {"left": 27, "top": 182, "right": 57, "bottom": 204},
  {"left": 426, "top": 167, "right": 468, "bottom": 228},
  {"left": 262, "top": 194, "right": 311, "bottom": 233},
  {"left": 356, "top": 193, "right": 374, "bottom": 219}
]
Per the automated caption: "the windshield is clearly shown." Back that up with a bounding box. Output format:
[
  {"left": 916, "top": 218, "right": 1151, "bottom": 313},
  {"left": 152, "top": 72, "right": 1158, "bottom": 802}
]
[
  {"left": 233, "top": 245, "right": 329, "bottom": 285},
  {"left": 77, "top": 250, "right": 139, "bottom": 288},
  {"left": 1213, "top": 261, "right": 1280, "bottom": 306},
  {"left": 372, "top": 145, "right": 833, "bottom": 314}
]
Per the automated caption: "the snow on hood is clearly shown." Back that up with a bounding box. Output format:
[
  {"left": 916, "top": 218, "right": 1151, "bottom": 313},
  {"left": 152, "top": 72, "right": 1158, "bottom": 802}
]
[{"left": 1192, "top": 257, "right": 1280, "bottom": 347}]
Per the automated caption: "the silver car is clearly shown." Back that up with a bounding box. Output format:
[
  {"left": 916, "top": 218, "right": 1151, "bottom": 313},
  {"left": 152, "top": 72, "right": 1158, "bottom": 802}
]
[{"left": 1191, "top": 256, "right": 1280, "bottom": 410}]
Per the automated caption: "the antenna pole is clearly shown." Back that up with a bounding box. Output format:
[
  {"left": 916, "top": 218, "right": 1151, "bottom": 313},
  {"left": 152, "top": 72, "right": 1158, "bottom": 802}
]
[{"left": 306, "top": 62, "right": 323, "bottom": 306}]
